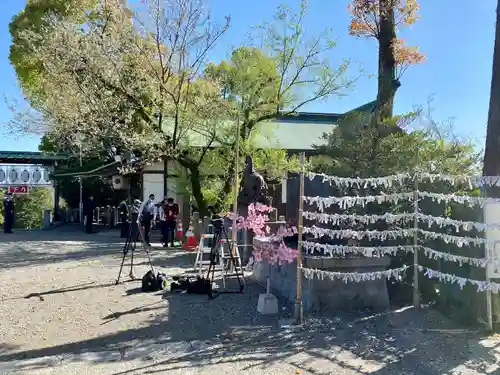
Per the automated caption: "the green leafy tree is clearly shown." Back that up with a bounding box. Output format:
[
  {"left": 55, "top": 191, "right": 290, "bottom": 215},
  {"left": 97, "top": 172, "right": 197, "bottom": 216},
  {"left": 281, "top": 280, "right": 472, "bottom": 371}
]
[
  {"left": 10, "top": 0, "right": 231, "bottom": 216},
  {"left": 204, "top": 0, "right": 357, "bottom": 205},
  {"left": 347, "top": 0, "right": 425, "bottom": 162},
  {"left": 0, "top": 188, "right": 66, "bottom": 229},
  {"left": 9, "top": 0, "right": 100, "bottom": 104},
  {"left": 314, "top": 109, "right": 480, "bottom": 178}
]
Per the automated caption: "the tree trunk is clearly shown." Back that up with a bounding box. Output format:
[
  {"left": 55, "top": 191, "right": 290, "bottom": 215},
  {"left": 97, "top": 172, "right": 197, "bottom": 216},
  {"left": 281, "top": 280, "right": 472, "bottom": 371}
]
[
  {"left": 481, "top": 0, "right": 500, "bottom": 329},
  {"left": 483, "top": 1, "right": 500, "bottom": 180},
  {"left": 178, "top": 157, "right": 209, "bottom": 217},
  {"left": 375, "top": 0, "right": 398, "bottom": 121},
  {"left": 188, "top": 165, "right": 208, "bottom": 217},
  {"left": 369, "top": 0, "right": 399, "bottom": 163}
]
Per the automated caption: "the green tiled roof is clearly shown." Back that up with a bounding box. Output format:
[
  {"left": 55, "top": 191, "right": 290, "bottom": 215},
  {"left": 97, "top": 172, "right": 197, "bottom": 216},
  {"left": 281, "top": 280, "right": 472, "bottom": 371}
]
[
  {"left": 0, "top": 151, "right": 70, "bottom": 162},
  {"left": 160, "top": 101, "right": 376, "bottom": 150},
  {"left": 51, "top": 159, "right": 120, "bottom": 179}
]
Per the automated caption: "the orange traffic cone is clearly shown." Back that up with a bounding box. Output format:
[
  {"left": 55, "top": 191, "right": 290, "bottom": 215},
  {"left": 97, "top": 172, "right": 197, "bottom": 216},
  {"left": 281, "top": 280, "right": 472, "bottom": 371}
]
[
  {"left": 182, "top": 226, "right": 198, "bottom": 251},
  {"left": 176, "top": 220, "right": 183, "bottom": 241}
]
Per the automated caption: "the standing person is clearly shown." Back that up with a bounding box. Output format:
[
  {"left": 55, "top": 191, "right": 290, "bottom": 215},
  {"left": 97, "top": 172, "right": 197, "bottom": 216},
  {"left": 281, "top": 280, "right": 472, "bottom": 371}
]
[
  {"left": 118, "top": 199, "right": 129, "bottom": 238},
  {"left": 162, "top": 197, "right": 179, "bottom": 247},
  {"left": 3, "top": 193, "right": 14, "bottom": 234},
  {"left": 130, "top": 198, "right": 142, "bottom": 240},
  {"left": 83, "top": 196, "right": 96, "bottom": 234},
  {"left": 138, "top": 194, "right": 156, "bottom": 246}
]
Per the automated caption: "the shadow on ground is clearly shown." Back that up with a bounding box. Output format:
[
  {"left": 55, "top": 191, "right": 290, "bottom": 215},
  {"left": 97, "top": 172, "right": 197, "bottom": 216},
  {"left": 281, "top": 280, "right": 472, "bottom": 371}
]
[
  {"left": 0, "top": 228, "right": 142, "bottom": 269},
  {"left": 0, "top": 227, "right": 186, "bottom": 270},
  {"left": 0, "top": 284, "right": 498, "bottom": 374},
  {"left": 0, "top": 237, "right": 498, "bottom": 374}
]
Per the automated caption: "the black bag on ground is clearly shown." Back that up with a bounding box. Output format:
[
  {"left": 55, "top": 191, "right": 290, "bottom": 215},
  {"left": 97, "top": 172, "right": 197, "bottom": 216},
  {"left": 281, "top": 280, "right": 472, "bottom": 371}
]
[
  {"left": 170, "top": 275, "right": 211, "bottom": 294},
  {"left": 141, "top": 270, "right": 158, "bottom": 292},
  {"left": 142, "top": 270, "right": 169, "bottom": 292}
]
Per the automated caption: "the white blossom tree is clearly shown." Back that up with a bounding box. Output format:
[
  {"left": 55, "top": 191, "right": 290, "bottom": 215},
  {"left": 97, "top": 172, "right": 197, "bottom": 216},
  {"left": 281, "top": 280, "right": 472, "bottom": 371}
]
[{"left": 12, "top": 0, "right": 231, "bottom": 214}]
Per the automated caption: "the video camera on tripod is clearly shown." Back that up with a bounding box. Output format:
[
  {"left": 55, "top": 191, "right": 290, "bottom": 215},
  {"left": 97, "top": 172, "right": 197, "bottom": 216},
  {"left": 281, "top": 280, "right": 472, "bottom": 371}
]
[
  {"left": 205, "top": 213, "right": 244, "bottom": 299},
  {"left": 211, "top": 214, "right": 224, "bottom": 233}
]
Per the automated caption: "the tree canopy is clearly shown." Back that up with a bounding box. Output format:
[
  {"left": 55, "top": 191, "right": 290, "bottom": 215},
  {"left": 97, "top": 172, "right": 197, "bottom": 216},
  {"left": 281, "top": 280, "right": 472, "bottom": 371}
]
[{"left": 9, "top": 0, "right": 357, "bottom": 215}]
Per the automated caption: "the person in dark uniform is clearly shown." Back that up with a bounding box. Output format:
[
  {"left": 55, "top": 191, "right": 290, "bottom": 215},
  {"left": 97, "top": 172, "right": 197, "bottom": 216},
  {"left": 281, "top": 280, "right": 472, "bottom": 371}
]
[
  {"left": 83, "top": 196, "right": 96, "bottom": 234},
  {"left": 3, "top": 193, "right": 14, "bottom": 234},
  {"left": 138, "top": 194, "right": 155, "bottom": 245},
  {"left": 118, "top": 200, "right": 129, "bottom": 238}
]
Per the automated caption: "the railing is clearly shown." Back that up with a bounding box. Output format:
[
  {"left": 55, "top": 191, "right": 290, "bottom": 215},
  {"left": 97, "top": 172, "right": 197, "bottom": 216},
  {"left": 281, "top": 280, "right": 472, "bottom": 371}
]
[{"left": 47, "top": 205, "right": 131, "bottom": 228}]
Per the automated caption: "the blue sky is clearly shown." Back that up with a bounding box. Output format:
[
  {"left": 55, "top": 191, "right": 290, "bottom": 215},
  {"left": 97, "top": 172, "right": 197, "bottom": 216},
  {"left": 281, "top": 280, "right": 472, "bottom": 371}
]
[{"left": 0, "top": 0, "right": 496, "bottom": 152}]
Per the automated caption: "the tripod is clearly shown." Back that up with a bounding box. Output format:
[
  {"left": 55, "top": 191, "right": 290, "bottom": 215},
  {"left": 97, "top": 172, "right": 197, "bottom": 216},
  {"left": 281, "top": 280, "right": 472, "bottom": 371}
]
[
  {"left": 116, "top": 213, "right": 155, "bottom": 284},
  {"left": 206, "top": 221, "right": 245, "bottom": 299}
]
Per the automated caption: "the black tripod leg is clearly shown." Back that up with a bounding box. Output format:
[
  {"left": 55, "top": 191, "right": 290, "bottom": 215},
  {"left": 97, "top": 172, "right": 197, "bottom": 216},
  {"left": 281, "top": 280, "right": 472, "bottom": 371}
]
[
  {"left": 116, "top": 232, "right": 131, "bottom": 284},
  {"left": 129, "top": 237, "right": 137, "bottom": 280},
  {"left": 144, "top": 247, "right": 155, "bottom": 274},
  {"left": 137, "top": 223, "right": 155, "bottom": 275},
  {"left": 206, "top": 262, "right": 213, "bottom": 299}
]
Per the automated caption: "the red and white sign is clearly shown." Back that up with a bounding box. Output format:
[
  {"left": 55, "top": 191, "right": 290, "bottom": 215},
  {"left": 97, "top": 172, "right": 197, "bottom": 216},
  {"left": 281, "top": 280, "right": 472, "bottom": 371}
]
[{"left": 8, "top": 185, "right": 29, "bottom": 194}]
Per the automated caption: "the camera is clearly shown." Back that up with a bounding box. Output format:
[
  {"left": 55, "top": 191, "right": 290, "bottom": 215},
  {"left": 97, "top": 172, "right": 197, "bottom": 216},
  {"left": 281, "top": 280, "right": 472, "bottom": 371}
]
[{"left": 211, "top": 214, "right": 224, "bottom": 232}]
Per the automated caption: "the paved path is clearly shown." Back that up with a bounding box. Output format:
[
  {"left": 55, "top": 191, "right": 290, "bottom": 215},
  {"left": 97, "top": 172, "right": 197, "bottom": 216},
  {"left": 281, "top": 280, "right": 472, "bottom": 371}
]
[{"left": 0, "top": 228, "right": 498, "bottom": 374}]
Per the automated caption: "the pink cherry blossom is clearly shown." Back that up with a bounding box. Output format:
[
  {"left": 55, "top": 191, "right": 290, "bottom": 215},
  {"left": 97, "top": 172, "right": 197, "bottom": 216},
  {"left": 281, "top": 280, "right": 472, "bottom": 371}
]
[{"left": 226, "top": 204, "right": 298, "bottom": 265}]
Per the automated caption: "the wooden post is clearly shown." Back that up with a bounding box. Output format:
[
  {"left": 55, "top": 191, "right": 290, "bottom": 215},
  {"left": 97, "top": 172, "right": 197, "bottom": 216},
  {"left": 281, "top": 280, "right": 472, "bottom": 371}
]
[
  {"left": 294, "top": 152, "right": 305, "bottom": 325},
  {"left": 486, "top": 280, "right": 494, "bottom": 332},
  {"left": 483, "top": 190, "right": 494, "bottom": 332},
  {"left": 413, "top": 173, "right": 420, "bottom": 309}
]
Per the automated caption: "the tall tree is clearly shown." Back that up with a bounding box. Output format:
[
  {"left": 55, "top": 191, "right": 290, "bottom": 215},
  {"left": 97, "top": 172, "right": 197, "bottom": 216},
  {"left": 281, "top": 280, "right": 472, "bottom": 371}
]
[
  {"left": 10, "top": 0, "right": 230, "bottom": 216},
  {"left": 205, "top": 0, "right": 357, "bottom": 205},
  {"left": 483, "top": 1, "right": 500, "bottom": 178},
  {"left": 9, "top": 0, "right": 100, "bottom": 104},
  {"left": 348, "top": 0, "right": 425, "bottom": 160}
]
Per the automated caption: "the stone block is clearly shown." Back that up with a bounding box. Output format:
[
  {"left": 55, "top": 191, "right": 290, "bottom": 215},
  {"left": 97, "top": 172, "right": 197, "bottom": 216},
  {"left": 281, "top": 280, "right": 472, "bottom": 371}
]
[
  {"left": 252, "top": 254, "right": 391, "bottom": 314},
  {"left": 257, "top": 293, "right": 279, "bottom": 315}
]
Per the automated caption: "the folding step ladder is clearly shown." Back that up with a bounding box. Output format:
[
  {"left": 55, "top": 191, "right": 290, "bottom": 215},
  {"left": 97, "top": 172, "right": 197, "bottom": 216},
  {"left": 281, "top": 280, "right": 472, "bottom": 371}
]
[{"left": 193, "top": 233, "right": 245, "bottom": 289}]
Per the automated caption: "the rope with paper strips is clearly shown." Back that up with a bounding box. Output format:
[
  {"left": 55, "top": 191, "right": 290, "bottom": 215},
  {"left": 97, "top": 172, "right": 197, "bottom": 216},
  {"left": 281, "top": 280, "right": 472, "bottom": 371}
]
[{"left": 300, "top": 170, "right": 500, "bottom": 292}]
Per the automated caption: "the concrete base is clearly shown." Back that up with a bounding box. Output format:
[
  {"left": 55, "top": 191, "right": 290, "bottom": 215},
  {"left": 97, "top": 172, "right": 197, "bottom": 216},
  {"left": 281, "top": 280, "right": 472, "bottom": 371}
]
[
  {"left": 257, "top": 293, "right": 279, "bottom": 315},
  {"left": 252, "top": 237, "right": 391, "bottom": 313}
]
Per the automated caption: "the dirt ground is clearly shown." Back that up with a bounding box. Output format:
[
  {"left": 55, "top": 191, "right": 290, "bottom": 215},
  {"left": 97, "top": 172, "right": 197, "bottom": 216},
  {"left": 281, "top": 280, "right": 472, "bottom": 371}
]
[{"left": 0, "top": 228, "right": 499, "bottom": 375}]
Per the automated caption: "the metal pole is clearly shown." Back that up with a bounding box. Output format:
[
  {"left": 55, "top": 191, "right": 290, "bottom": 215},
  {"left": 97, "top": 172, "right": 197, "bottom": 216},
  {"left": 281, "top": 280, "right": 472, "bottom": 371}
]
[
  {"left": 413, "top": 172, "right": 420, "bottom": 309},
  {"left": 231, "top": 117, "right": 241, "bottom": 256},
  {"left": 79, "top": 143, "right": 83, "bottom": 224},
  {"left": 294, "top": 152, "right": 305, "bottom": 325}
]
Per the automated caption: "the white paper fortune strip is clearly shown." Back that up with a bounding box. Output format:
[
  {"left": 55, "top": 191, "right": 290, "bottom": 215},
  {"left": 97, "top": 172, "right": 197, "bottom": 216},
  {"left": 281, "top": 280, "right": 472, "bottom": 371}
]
[
  {"left": 415, "top": 213, "right": 500, "bottom": 232},
  {"left": 303, "top": 225, "right": 414, "bottom": 241},
  {"left": 306, "top": 172, "right": 411, "bottom": 189},
  {"left": 303, "top": 193, "right": 414, "bottom": 211},
  {"left": 302, "top": 211, "right": 500, "bottom": 232},
  {"left": 418, "top": 191, "right": 500, "bottom": 207},
  {"left": 302, "top": 241, "right": 498, "bottom": 268},
  {"left": 417, "top": 265, "right": 500, "bottom": 293},
  {"left": 303, "top": 225, "right": 500, "bottom": 248},
  {"left": 302, "top": 211, "right": 414, "bottom": 225},
  {"left": 417, "top": 228, "right": 490, "bottom": 248},
  {"left": 303, "top": 241, "right": 414, "bottom": 257},
  {"left": 419, "top": 246, "right": 500, "bottom": 268},
  {"left": 419, "top": 174, "right": 500, "bottom": 189},
  {"left": 301, "top": 265, "right": 409, "bottom": 283},
  {"left": 305, "top": 170, "right": 500, "bottom": 189}
]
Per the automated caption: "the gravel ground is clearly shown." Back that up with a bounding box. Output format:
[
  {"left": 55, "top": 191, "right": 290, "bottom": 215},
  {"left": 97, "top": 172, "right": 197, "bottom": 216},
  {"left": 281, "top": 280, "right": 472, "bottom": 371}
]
[{"left": 0, "top": 228, "right": 499, "bottom": 374}]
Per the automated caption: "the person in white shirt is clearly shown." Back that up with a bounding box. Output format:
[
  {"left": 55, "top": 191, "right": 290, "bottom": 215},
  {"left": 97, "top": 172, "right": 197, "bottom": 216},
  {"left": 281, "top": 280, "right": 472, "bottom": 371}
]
[{"left": 138, "top": 194, "right": 156, "bottom": 245}]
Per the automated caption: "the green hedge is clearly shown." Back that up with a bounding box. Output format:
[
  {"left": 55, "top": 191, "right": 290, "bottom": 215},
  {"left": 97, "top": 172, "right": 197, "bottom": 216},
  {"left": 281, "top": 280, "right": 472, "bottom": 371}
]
[{"left": 0, "top": 188, "right": 62, "bottom": 230}]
